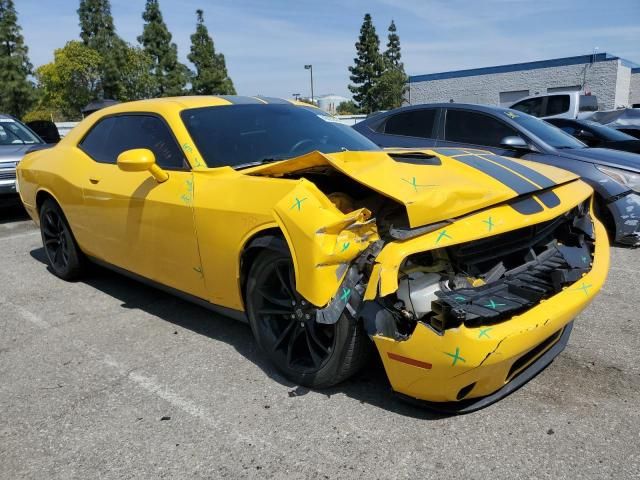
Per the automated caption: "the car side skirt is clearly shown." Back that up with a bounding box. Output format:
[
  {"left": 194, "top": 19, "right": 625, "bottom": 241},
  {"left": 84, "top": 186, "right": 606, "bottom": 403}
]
[{"left": 88, "top": 256, "right": 248, "bottom": 323}]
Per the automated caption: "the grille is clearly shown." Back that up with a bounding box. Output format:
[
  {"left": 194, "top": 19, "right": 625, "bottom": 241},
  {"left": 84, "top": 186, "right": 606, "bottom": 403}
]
[{"left": 0, "top": 170, "right": 16, "bottom": 180}]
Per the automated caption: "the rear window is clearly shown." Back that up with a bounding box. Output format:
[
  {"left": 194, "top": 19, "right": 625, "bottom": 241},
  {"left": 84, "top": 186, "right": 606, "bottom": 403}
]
[
  {"left": 511, "top": 97, "right": 544, "bottom": 117},
  {"left": 546, "top": 95, "right": 570, "bottom": 116},
  {"left": 382, "top": 109, "right": 437, "bottom": 138}
]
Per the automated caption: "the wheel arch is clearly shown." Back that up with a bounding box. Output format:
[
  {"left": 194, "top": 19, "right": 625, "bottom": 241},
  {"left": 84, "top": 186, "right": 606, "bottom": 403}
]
[{"left": 239, "top": 227, "right": 288, "bottom": 309}]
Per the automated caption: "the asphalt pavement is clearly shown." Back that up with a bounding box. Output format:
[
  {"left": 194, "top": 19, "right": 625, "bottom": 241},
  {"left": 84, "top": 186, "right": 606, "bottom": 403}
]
[{"left": 1, "top": 204, "right": 639, "bottom": 479}]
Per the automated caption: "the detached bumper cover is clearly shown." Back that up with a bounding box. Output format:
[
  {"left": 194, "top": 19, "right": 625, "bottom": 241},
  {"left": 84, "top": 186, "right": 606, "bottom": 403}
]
[{"left": 370, "top": 212, "right": 609, "bottom": 408}]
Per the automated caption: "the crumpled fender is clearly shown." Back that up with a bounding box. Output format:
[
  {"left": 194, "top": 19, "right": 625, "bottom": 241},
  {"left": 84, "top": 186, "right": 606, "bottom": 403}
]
[{"left": 273, "top": 178, "right": 379, "bottom": 307}]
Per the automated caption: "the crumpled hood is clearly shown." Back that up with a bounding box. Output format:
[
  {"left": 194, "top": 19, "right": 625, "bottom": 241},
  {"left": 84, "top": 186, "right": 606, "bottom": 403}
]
[{"left": 246, "top": 148, "right": 579, "bottom": 228}]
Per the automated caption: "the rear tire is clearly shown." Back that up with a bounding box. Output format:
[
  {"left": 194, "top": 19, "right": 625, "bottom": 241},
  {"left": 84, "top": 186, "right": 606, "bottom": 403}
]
[
  {"left": 39, "top": 198, "right": 85, "bottom": 280},
  {"left": 246, "top": 247, "right": 371, "bottom": 388}
]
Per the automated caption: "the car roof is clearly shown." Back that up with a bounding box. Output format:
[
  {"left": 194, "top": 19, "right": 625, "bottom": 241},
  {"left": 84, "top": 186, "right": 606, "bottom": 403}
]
[{"left": 368, "top": 102, "right": 520, "bottom": 118}]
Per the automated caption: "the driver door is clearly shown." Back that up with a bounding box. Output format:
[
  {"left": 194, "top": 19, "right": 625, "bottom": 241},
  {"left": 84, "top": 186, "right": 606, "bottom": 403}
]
[{"left": 78, "top": 114, "right": 207, "bottom": 299}]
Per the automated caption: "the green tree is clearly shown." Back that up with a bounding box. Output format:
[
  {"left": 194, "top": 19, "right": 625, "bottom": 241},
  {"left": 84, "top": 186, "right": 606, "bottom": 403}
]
[
  {"left": 35, "top": 41, "right": 102, "bottom": 119},
  {"left": 336, "top": 100, "right": 360, "bottom": 115},
  {"left": 0, "top": 0, "right": 34, "bottom": 118},
  {"left": 138, "top": 0, "right": 189, "bottom": 97},
  {"left": 78, "top": 0, "right": 127, "bottom": 99},
  {"left": 118, "top": 46, "right": 157, "bottom": 101},
  {"left": 188, "top": 9, "right": 235, "bottom": 95},
  {"left": 376, "top": 20, "right": 408, "bottom": 110},
  {"left": 348, "top": 13, "right": 385, "bottom": 114}
]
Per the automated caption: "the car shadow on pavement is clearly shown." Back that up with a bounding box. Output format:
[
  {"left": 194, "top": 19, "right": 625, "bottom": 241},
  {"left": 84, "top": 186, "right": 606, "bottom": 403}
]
[
  {"left": 30, "top": 246, "right": 449, "bottom": 420},
  {"left": 0, "top": 203, "right": 29, "bottom": 224}
]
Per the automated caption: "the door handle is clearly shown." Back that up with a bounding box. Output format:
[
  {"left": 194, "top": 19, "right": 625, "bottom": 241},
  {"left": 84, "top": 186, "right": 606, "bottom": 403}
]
[{"left": 89, "top": 177, "right": 100, "bottom": 184}]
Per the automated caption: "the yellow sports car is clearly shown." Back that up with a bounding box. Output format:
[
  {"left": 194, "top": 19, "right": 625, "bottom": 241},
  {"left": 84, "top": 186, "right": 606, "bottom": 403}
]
[{"left": 17, "top": 96, "right": 609, "bottom": 412}]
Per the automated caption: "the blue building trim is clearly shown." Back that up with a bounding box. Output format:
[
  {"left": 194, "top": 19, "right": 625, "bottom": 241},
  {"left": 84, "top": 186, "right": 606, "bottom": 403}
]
[{"left": 409, "top": 52, "right": 637, "bottom": 83}]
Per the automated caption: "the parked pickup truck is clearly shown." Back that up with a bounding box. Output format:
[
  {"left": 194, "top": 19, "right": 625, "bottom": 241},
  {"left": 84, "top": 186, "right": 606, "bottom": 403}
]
[{"left": 510, "top": 92, "right": 599, "bottom": 120}]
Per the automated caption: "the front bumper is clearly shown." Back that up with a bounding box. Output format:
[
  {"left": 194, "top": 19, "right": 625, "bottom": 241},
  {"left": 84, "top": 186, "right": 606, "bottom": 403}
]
[
  {"left": 608, "top": 192, "right": 640, "bottom": 247},
  {"left": 370, "top": 211, "right": 609, "bottom": 410}
]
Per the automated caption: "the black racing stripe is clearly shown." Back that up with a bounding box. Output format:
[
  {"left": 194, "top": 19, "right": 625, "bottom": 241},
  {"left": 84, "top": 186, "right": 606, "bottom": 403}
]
[
  {"left": 480, "top": 154, "right": 556, "bottom": 189},
  {"left": 431, "top": 148, "right": 469, "bottom": 157},
  {"left": 217, "top": 95, "right": 264, "bottom": 104},
  {"left": 452, "top": 155, "right": 540, "bottom": 195},
  {"left": 511, "top": 196, "right": 544, "bottom": 215},
  {"left": 535, "top": 190, "right": 561, "bottom": 208},
  {"left": 255, "top": 96, "right": 290, "bottom": 104}
]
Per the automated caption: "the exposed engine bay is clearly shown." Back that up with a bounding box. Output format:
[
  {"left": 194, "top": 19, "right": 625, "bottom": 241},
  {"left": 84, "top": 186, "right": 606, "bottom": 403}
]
[{"left": 371, "top": 201, "right": 595, "bottom": 339}]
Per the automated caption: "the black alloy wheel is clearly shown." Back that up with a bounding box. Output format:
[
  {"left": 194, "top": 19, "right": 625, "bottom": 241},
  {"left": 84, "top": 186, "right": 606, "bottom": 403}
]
[
  {"left": 246, "top": 247, "right": 370, "bottom": 388},
  {"left": 39, "top": 199, "right": 85, "bottom": 280}
]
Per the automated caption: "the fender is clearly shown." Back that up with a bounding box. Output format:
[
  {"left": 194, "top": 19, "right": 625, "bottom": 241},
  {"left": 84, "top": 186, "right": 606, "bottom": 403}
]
[{"left": 272, "top": 178, "right": 379, "bottom": 307}]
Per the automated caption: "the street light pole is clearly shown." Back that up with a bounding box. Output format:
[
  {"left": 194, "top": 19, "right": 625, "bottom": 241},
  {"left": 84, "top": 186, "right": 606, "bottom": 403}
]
[{"left": 304, "top": 64, "right": 314, "bottom": 104}]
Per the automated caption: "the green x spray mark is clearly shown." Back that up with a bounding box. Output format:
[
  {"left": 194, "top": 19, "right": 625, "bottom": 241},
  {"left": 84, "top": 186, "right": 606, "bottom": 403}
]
[
  {"left": 484, "top": 299, "right": 506, "bottom": 309},
  {"left": 573, "top": 282, "right": 592, "bottom": 296},
  {"left": 444, "top": 347, "right": 466, "bottom": 366},
  {"left": 483, "top": 216, "right": 495, "bottom": 232},
  {"left": 340, "top": 287, "right": 351, "bottom": 302},
  {"left": 340, "top": 242, "right": 350, "bottom": 253},
  {"left": 454, "top": 295, "right": 466, "bottom": 302},
  {"left": 402, "top": 177, "right": 434, "bottom": 192},
  {"left": 478, "top": 327, "right": 492, "bottom": 339},
  {"left": 182, "top": 143, "right": 193, "bottom": 153},
  {"left": 581, "top": 255, "right": 589, "bottom": 264},
  {"left": 290, "top": 197, "right": 307, "bottom": 211},
  {"left": 435, "top": 229, "right": 452, "bottom": 245}
]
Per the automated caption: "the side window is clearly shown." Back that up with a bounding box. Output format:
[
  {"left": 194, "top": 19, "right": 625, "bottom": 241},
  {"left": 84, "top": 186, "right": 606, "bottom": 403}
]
[
  {"left": 511, "top": 98, "right": 544, "bottom": 117},
  {"left": 80, "top": 115, "right": 186, "bottom": 169},
  {"left": 558, "top": 125, "right": 577, "bottom": 135},
  {"left": 382, "top": 109, "right": 436, "bottom": 138},
  {"left": 445, "top": 110, "right": 518, "bottom": 148},
  {"left": 545, "top": 95, "right": 570, "bottom": 116}
]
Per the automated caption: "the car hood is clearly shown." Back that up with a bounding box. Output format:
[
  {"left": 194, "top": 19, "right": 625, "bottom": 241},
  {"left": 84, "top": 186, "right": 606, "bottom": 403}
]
[
  {"left": 0, "top": 144, "right": 35, "bottom": 164},
  {"left": 556, "top": 147, "right": 640, "bottom": 173},
  {"left": 245, "top": 148, "right": 579, "bottom": 228}
]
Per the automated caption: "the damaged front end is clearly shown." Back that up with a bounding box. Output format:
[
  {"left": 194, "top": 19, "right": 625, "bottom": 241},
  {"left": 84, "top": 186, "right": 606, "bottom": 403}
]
[{"left": 250, "top": 151, "right": 609, "bottom": 410}]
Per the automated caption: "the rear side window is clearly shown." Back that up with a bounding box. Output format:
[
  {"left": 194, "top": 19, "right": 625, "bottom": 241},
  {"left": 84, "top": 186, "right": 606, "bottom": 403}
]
[
  {"left": 383, "top": 109, "right": 437, "bottom": 138},
  {"left": 545, "top": 95, "right": 570, "bottom": 116},
  {"left": 445, "top": 110, "right": 517, "bottom": 147},
  {"left": 511, "top": 98, "right": 544, "bottom": 117},
  {"left": 80, "top": 115, "right": 186, "bottom": 169}
]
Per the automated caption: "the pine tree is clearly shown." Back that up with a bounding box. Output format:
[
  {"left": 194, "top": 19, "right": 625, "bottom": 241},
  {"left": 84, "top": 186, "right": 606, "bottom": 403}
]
[
  {"left": 376, "top": 19, "right": 408, "bottom": 110},
  {"left": 138, "top": 0, "right": 189, "bottom": 97},
  {"left": 0, "top": 0, "right": 34, "bottom": 118},
  {"left": 384, "top": 20, "right": 402, "bottom": 69},
  {"left": 188, "top": 9, "right": 235, "bottom": 95},
  {"left": 348, "top": 14, "right": 385, "bottom": 114},
  {"left": 77, "top": 0, "right": 127, "bottom": 99}
]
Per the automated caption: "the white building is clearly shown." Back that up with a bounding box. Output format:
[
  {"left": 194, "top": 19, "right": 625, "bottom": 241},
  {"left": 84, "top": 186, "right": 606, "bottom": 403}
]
[
  {"left": 316, "top": 94, "right": 350, "bottom": 114},
  {"left": 407, "top": 53, "right": 640, "bottom": 110}
]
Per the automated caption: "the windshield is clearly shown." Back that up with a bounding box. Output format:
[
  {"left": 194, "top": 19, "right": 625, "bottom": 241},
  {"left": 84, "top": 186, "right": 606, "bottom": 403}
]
[
  {"left": 581, "top": 120, "right": 637, "bottom": 141},
  {"left": 180, "top": 104, "right": 380, "bottom": 168},
  {"left": 504, "top": 110, "right": 587, "bottom": 149},
  {"left": 0, "top": 118, "right": 42, "bottom": 145}
]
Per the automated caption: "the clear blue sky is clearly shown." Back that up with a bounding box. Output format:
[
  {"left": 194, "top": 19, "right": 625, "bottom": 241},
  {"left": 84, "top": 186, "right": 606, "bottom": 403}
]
[{"left": 16, "top": 0, "right": 640, "bottom": 99}]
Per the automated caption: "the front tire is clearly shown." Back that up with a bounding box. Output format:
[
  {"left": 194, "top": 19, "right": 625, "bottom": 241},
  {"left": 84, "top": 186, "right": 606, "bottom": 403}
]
[
  {"left": 246, "top": 248, "right": 370, "bottom": 388},
  {"left": 39, "top": 198, "right": 85, "bottom": 280}
]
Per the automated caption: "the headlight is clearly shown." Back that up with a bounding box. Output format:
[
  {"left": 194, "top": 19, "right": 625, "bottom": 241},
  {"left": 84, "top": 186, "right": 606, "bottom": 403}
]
[{"left": 596, "top": 165, "right": 640, "bottom": 193}]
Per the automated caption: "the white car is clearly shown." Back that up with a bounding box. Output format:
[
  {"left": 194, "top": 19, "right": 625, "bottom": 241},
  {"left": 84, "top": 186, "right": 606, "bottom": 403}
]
[{"left": 510, "top": 92, "right": 599, "bottom": 120}]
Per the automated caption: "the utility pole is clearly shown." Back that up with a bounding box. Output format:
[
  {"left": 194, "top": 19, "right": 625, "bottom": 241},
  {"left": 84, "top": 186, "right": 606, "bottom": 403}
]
[{"left": 304, "top": 64, "right": 314, "bottom": 104}]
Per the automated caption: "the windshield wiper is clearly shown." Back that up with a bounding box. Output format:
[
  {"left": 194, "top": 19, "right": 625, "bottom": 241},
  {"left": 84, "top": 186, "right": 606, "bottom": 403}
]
[{"left": 234, "top": 156, "right": 289, "bottom": 170}]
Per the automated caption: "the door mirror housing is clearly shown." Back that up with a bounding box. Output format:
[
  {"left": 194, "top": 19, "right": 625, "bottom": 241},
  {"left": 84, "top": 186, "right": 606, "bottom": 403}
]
[
  {"left": 500, "top": 135, "right": 531, "bottom": 151},
  {"left": 117, "top": 148, "right": 168, "bottom": 183}
]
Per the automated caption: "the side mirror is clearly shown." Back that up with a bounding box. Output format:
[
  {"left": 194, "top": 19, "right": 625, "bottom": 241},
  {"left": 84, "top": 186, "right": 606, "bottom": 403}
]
[
  {"left": 500, "top": 135, "right": 531, "bottom": 151},
  {"left": 117, "top": 148, "right": 168, "bottom": 183}
]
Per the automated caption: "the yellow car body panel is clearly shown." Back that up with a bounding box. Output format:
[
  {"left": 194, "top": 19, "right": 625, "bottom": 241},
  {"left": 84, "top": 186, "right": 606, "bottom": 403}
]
[{"left": 16, "top": 96, "right": 610, "bottom": 409}]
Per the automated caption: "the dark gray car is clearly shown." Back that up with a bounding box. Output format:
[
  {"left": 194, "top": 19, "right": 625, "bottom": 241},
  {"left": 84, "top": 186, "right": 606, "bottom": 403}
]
[
  {"left": 354, "top": 103, "right": 640, "bottom": 247},
  {"left": 0, "top": 114, "right": 44, "bottom": 201}
]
